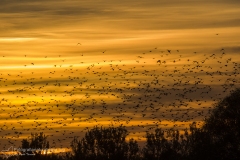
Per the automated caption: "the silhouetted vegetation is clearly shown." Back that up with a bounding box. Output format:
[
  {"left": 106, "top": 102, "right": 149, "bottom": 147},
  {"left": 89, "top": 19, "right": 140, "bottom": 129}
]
[
  {"left": 18, "top": 133, "right": 65, "bottom": 160},
  {"left": 70, "top": 126, "right": 141, "bottom": 160},
  {"left": 1, "top": 88, "right": 239, "bottom": 160},
  {"left": 188, "top": 88, "right": 240, "bottom": 160}
]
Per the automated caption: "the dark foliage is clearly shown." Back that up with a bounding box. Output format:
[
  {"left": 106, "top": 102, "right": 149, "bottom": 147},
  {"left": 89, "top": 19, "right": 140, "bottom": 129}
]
[
  {"left": 70, "top": 126, "right": 141, "bottom": 160},
  {"left": 189, "top": 88, "right": 240, "bottom": 160},
  {"left": 143, "top": 128, "right": 183, "bottom": 160}
]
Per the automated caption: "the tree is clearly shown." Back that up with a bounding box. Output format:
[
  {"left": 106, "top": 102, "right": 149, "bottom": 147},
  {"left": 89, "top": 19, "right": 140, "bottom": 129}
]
[
  {"left": 71, "top": 126, "right": 141, "bottom": 160},
  {"left": 128, "top": 138, "right": 141, "bottom": 160},
  {"left": 189, "top": 88, "right": 240, "bottom": 160},
  {"left": 202, "top": 88, "right": 240, "bottom": 159},
  {"left": 19, "top": 132, "right": 50, "bottom": 160},
  {"left": 29, "top": 132, "right": 50, "bottom": 150},
  {"left": 143, "top": 128, "right": 184, "bottom": 160}
]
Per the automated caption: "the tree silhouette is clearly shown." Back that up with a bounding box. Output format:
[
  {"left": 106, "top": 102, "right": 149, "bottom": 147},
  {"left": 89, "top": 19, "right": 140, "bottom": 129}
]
[
  {"left": 71, "top": 126, "right": 141, "bottom": 160},
  {"left": 201, "top": 88, "right": 240, "bottom": 159},
  {"left": 188, "top": 88, "right": 240, "bottom": 160},
  {"left": 19, "top": 132, "right": 50, "bottom": 160},
  {"left": 29, "top": 132, "right": 49, "bottom": 150},
  {"left": 143, "top": 128, "right": 185, "bottom": 160},
  {"left": 128, "top": 138, "right": 141, "bottom": 160},
  {"left": 143, "top": 88, "right": 240, "bottom": 160}
]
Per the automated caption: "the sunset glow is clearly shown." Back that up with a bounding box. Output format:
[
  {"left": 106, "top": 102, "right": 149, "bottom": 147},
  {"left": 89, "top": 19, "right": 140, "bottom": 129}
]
[{"left": 0, "top": 0, "right": 239, "bottom": 155}]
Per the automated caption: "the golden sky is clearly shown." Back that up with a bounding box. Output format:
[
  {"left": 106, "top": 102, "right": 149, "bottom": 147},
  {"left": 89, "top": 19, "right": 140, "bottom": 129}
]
[{"left": 0, "top": 0, "right": 240, "bottom": 150}]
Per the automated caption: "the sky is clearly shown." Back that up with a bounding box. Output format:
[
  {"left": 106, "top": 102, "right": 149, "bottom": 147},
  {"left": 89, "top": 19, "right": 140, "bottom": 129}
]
[{"left": 0, "top": 0, "right": 240, "bottom": 151}]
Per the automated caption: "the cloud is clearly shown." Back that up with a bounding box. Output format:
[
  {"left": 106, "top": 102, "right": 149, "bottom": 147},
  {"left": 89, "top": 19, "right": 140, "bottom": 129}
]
[
  {"left": 1, "top": 0, "right": 240, "bottom": 33},
  {"left": 224, "top": 46, "right": 240, "bottom": 53},
  {"left": 0, "top": 0, "right": 239, "bottom": 149}
]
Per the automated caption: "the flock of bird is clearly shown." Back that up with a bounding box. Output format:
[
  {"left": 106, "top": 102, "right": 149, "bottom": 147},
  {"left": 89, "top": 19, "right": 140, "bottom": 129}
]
[{"left": 0, "top": 46, "right": 239, "bottom": 149}]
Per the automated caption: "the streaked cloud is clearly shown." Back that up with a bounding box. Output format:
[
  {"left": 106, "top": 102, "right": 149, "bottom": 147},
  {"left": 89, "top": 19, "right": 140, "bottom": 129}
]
[{"left": 0, "top": 0, "right": 239, "bottom": 150}]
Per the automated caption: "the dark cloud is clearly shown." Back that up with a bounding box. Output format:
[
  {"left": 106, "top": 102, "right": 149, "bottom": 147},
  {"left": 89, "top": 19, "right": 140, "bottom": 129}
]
[
  {"left": 223, "top": 46, "right": 240, "bottom": 53},
  {"left": 0, "top": 0, "right": 240, "bottom": 33}
]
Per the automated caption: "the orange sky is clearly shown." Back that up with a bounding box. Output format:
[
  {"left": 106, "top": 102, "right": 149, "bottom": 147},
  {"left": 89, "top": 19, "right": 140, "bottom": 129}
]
[{"left": 0, "top": 0, "right": 240, "bottom": 151}]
